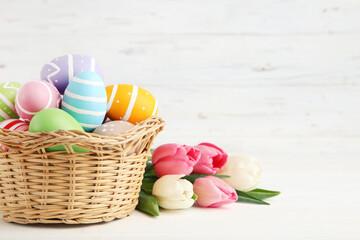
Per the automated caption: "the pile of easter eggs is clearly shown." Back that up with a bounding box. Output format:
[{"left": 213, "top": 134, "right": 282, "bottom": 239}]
[{"left": 0, "top": 54, "right": 158, "bottom": 152}]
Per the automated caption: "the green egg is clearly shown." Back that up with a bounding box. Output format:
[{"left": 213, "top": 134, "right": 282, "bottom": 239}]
[
  {"left": 0, "top": 81, "right": 22, "bottom": 121},
  {"left": 29, "top": 108, "right": 88, "bottom": 152}
]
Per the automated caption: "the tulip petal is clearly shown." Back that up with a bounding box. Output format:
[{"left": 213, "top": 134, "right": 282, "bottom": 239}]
[
  {"left": 198, "top": 142, "right": 225, "bottom": 153},
  {"left": 183, "top": 145, "right": 201, "bottom": 164},
  {"left": 205, "top": 176, "right": 238, "bottom": 207},
  {"left": 193, "top": 143, "right": 228, "bottom": 174},
  {"left": 152, "top": 144, "right": 200, "bottom": 177},
  {"left": 193, "top": 164, "right": 217, "bottom": 175},
  {"left": 158, "top": 199, "right": 195, "bottom": 209},
  {"left": 178, "top": 179, "right": 194, "bottom": 199},
  {"left": 152, "top": 144, "right": 181, "bottom": 164},
  {"left": 153, "top": 175, "right": 185, "bottom": 200},
  {"left": 193, "top": 178, "right": 224, "bottom": 207},
  {"left": 152, "top": 175, "right": 195, "bottom": 210},
  {"left": 194, "top": 176, "right": 237, "bottom": 208},
  {"left": 154, "top": 158, "right": 194, "bottom": 177},
  {"left": 217, "top": 155, "right": 262, "bottom": 191},
  {"left": 212, "top": 152, "right": 228, "bottom": 170}
]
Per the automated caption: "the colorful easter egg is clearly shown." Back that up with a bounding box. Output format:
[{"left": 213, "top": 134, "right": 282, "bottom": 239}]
[
  {"left": 61, "top": 71, "right": 107, "bottom": 132},
  {"left": 29, "top": 108, "right": 87, "bottom": 152},
  {"left": 0, "top": 119, "right": 29, "bottom": 151},
  {"left": 93, "top": 120, "right": 140, "bottom": 154},
  {"left": 0, "top": 82, "right": 21, "bottom": 122},
  {"left": 15, "top": 80, "right": 61, "bottom": 123},
  {"left": 93, "top": 120, "right": 135, "bottom": 135},
  {"left": 40, "top": 54, "right": 104, "bottom": 94},
  {"left": 106, "top": 84, "right": 158, "bottom": 124}
]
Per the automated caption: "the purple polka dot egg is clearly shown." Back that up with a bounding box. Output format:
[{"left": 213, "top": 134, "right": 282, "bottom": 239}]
[{"left": 40, "top": 54, "right": 104, "bottom": 95}]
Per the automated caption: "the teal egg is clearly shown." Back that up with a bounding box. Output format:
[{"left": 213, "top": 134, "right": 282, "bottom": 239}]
[{"left": 61, "top": 71, "right": 107, "bottom": 132}]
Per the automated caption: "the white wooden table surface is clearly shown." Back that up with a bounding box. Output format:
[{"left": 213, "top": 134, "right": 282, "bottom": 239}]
[{"left": 0, "top": 0, "right": 359, "bottom": 239}]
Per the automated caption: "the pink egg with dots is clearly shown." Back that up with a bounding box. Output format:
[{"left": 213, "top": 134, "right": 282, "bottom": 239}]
[{"left": 15, "top": 80, "right": 61, "bottom": 122}]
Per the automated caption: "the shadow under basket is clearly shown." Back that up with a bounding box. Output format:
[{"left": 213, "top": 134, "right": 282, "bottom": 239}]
[{"left": 0, "top": 116, "right": 165, "bottom": 224}]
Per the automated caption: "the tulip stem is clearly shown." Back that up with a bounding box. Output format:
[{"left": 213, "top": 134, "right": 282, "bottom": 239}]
[{"left": 182, "top": 174, "right": 230, "bottom": 184}]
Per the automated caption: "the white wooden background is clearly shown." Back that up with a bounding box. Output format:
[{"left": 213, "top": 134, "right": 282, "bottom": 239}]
[{"left": 0, "top": 0, "right": 359, "bottom": 239}]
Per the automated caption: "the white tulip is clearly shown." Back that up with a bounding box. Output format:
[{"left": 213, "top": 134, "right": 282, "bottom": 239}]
[
  {"left": 218, "top": 155, "right": 262, "bottom": 192},
  {"left": 152, "top": 175, "right": 195, "bottom": 209}
]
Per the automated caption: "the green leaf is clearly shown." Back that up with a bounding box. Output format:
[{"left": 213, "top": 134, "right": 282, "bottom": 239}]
[
  {"left": 236, "top": 190, "right": 270, "bottom": 205},
  {"left": 247, "top": 188, "right": 280, "bottom": 200},
  {"left": 144, "top": 162, "right": 157, "bottom": 177},
  {"left": 136, "top": 190, "right": 160, "bottom": 216},
  {"left": 144, "top": 170, "right": 157, "bottom": 177},
  {"left": 141, "top": 182, "right": 154, "bottom": 194},
  {"left": 141, "top": 175, "right": 158, "bottom": 195},
  {"left": 150, "top": 148, "right": 155, "bottom": 154},
  {"left": 182, "top": 174, "right": 230, "bottom": 183},
  {"left": 192, "top": 193, "right": 198, "bottom": 201},
  {"left": 145, "top": 162, "right": 154, "bottom": 174},
  {"left": 142, "top": 176, "right": 158, "bottom": 183}
]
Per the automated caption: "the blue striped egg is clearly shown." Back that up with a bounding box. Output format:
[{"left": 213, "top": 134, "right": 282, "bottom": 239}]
[{"left": 61, "top": 71, "right": 107, "bottom": 132}]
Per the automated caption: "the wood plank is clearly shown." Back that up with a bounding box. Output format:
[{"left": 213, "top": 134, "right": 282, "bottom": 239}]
[
  {"left": 0, "top": 0, "right": 360, "bottom": 35},
  {"left": 0, "top": 34, "right": 359, "bottom": 86}
]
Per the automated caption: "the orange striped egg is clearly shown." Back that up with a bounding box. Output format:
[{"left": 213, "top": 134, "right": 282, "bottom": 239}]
[{"left": 106, "top": 84, "right": 158, "bottom": 124}]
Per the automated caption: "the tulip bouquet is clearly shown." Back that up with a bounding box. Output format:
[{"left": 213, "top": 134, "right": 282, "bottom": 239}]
[{"left": 136, "top": 143, "right": 280, "bottom": 216}]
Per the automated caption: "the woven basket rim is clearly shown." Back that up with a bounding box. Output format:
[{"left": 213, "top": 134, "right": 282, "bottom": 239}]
[{"left": 0, "top": 116, "right": 165, "bottom": 141}]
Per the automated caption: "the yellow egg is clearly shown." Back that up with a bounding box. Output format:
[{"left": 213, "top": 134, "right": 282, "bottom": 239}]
[{"left": 106, "top": 84, "right": 158, "bottom": 124}]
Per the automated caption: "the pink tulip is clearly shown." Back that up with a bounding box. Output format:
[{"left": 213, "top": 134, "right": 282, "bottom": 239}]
[
  {"left": 193, "top": 142, "right": 228, "bottom": 174},
  {"left": 193, "top": 176, "right": 238, "bottom": 208},
  {"left": 152, "top": 144, "right": 201, "bottom": 177}
]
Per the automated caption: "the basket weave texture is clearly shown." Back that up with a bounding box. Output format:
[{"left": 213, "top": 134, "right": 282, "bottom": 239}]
[{"left": 0, "top": 116, "right": 165, "bottom": 224}]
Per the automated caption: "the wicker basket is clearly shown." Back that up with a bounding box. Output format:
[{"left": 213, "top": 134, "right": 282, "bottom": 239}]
[{"left": 0, "top": 116, "right": 165, "bottom": 224}]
